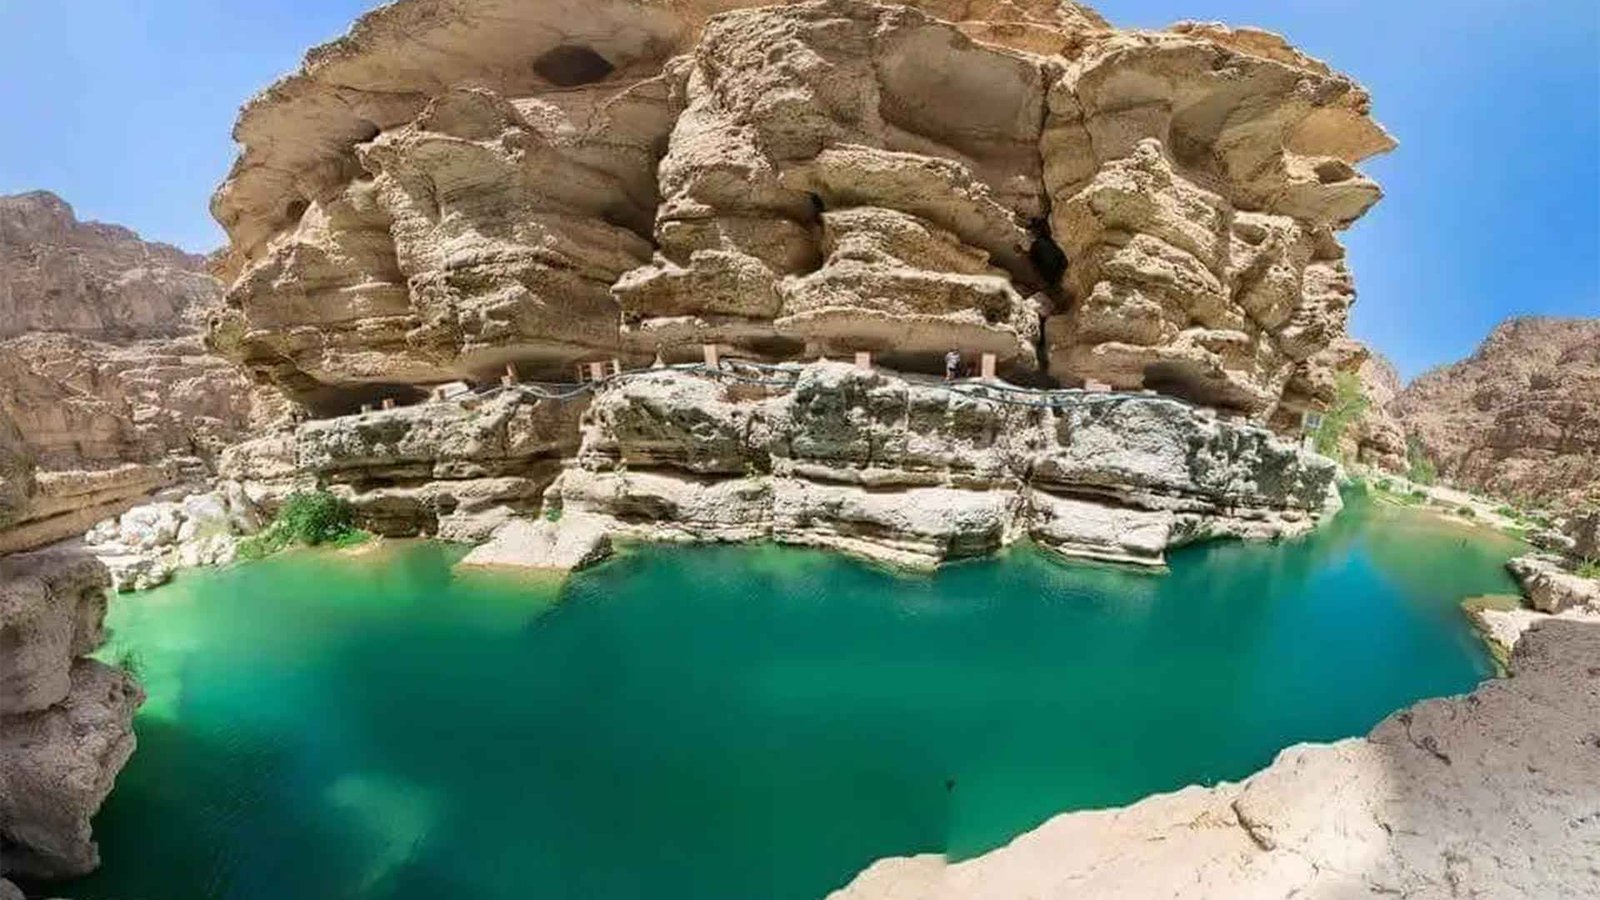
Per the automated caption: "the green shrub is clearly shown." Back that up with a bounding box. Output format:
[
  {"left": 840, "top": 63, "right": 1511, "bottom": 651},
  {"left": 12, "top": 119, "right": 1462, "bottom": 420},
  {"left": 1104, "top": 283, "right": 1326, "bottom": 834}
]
[
  {"left": 1456, "top": 506, "right": 1475, "bottom": 518},
  {"left": 1410, "top": 489, "right": 1429, "bottom": 500},
  {"left": 276, "top": 491, "right": 356, "bottom": 545},
  {"left": 1405, "top": 434, "right": 1437, "bottom": 486},
  {"left": 543, "top": 503, "right": 563, "bottom": 523},
  {"left": 1312, "top": 372, "right": 1369, "bottom": 459},
  {"left": 1494, "top": 505, "right": 1519, "bottom": 519},
  {"left": 110, "top": 646, "right": 145, "bottom": 680},
  {"left": 237, "top": 490, "right": 360, "bottom": 560},
  {"left": 1579, "top": 560, "right": 1600, "bottom": 580}
]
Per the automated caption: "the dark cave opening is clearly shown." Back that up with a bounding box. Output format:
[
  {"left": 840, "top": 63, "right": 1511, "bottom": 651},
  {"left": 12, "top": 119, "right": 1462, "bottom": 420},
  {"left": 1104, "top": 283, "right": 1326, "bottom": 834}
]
[
  {"left": 1027, "top": 216, "right": 1067, "bottom": 288},
  {"left": 533, "top": 45, "right": 616, "bottom": 87}
]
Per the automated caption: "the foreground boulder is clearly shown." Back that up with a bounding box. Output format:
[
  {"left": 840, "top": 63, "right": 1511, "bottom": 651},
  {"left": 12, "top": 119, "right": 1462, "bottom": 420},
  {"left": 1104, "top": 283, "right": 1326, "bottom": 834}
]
[
  {"left": 457, "top": 515, "right": 614, "bottom": 573},
  {"left": 831, "top": 618, "right": 1600, "bottom": 899},
  {"left": 1507, "top": 554, "right": 1600, "bottom": 614},
  {"left": 209, "top": 0, "right": 1391, "bottom": 434},
  {"left": 0, "top": 548, "right": 142, "bottom": 880}
]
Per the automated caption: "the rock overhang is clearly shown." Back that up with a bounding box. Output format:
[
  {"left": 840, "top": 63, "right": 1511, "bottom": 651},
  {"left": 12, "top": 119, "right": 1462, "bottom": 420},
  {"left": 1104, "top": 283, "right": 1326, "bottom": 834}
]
[{"left": 210, "top": 0, "right": 1394, "bottom": 428}]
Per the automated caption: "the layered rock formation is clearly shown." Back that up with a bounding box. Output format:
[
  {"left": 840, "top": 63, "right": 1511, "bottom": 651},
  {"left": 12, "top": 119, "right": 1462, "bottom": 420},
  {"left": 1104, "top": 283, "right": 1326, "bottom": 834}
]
[
  {"left": 1393, "top": 316, "right": 1600, "bottom": 510},
  {"left": 0, "top": 191, "right": 276, "bottom": 553},
  {"left": 224, "top": 363, "right": 1339, "bottom": 568},
  {"left": 832, "top": 618, "right": 1600, "bottom": 899},
  {"left": 0, "top": 547, "right": 142, "bottom": 880},
  {"left": 209, "top": 0, "right": 1392, "bottom": 432},
  {"left": 220, "top": 387, "right": 589, "bottom": 542}
]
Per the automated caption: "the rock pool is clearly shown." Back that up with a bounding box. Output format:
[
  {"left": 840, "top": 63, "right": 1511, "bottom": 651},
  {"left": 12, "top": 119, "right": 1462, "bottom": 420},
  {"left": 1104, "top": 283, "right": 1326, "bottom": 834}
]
[{"left": 63, "top": 493, "right": 1524, "bottom": 900}]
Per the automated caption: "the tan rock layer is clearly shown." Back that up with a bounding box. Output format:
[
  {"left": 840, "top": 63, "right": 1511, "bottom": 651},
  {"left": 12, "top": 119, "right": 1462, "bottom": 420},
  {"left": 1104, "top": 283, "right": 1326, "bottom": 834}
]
[
  {"left": 0, "top": 192, "right": 281, "bottom": 554},
  {"left": 209, "top": 0, "right": 1392, "bottom": 431},
  {"left": 225, "top": 364, "right": 1339, "bottom": 567}
]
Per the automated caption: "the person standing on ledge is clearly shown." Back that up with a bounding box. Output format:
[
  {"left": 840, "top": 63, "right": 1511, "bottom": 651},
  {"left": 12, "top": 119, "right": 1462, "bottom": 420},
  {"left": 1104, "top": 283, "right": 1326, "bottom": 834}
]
[{"left": 945, "top": 349, "right": 962, "bottom": 382}]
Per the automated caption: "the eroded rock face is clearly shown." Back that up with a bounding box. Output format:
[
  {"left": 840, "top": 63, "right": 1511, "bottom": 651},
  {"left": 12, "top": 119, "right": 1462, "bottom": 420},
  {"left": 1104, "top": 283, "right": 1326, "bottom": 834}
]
[
  {"left": 553, "top": 362, "right": 1337, "bottom": 567},
  {"left": 220, "top": 387, "right": 589, "bottom": 540},
  {"left": 0, "top": 191, "right": 215, "bottom": 341},
  {"left": 1393, "top": 316, "right": 1600, "bottom": 510},
  {"left": 0, "top": 192, "right": 277, "bottom": 554},
  {"left": 831, "top": 618, "right": 1600, "bottom": 900},
  {"left": 211, "top": 0, "right": 1390, "bottom": 427},
  {"left": 0, "top": 548, "right": 142, "bottom": 880}
]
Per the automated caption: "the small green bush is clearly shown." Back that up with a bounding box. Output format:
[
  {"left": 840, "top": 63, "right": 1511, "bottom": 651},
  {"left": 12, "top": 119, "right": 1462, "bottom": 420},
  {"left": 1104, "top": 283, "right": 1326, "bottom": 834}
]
[
  {"left": 110, "top": 646, "right": 145, "bottom": 680},
  {"left": 276, "top": 491, "right": 356, "bottom": 545},
  {"left": 1410, "top": 489, "right": 1429, "bottom": 500},
  {"left": 1405, "top": 434, "right": 1437, "bottom": 486},
  {"left": 1578, "top": 560, "right": 1600, "bottom": 580},
  {"left": 1493, "top": 505, "right": 1519, "bottom": 519},
  {"left": 237, "top": 490, "right": 360, "bottom": 560},
  {"left": 1456, "top": 506, "right": 1475, "bottom": 518}
]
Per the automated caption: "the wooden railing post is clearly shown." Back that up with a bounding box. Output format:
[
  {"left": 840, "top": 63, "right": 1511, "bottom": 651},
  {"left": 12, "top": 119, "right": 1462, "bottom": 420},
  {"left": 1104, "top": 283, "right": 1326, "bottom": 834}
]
[
  {"left": 980, "top": 353, "right": 997, "bottom": 380},
  {"left": 703, "top": 344, "right": 719, "bottom": 368},
  {"left": 854, "top": 351, "right": 872, "bottom": 371}
]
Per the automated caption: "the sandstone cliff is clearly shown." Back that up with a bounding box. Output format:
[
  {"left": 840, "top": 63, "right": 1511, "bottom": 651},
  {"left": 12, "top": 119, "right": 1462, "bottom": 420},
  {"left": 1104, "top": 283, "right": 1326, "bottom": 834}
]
[
  {"left": 209, "top": 0, "right": 1391, "bottom": 433},
  {"left": 1393, "top": 316, "right": 1600, "bottom": 510},
  {"left": 832, "top": 618, "right": 1600, "bottom": 899},
  {"left": 0, "top": 191, "right": 275, "bottom": 553}
]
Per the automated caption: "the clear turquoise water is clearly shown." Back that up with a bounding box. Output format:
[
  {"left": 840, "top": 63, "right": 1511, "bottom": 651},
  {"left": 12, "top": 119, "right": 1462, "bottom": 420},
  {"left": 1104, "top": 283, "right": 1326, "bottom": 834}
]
[{"left": 63, "top": 493, "right": 1523, "bottom": 900}]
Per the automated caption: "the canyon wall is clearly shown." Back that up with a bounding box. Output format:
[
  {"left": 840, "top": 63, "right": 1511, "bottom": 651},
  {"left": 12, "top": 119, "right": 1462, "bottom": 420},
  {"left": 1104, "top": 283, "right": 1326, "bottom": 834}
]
[
  {"left": 1393, "top": 316, "right": 1600, "bottom": 510},
  {"left": 0, "top": 192, "right": 271, "bottom": 880},
  {"left": 208, "top": 0, "right": 1392, "bottom": 434},
  {"left": 0, "top": 191, "right": 275, "bottom": 553}
]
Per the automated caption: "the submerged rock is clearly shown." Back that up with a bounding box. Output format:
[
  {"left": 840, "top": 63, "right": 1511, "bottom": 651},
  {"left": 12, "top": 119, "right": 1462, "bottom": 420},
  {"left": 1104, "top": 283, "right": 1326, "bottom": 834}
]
[{"left": 831, "top": 619, "right": 1600, "bottom": 899}]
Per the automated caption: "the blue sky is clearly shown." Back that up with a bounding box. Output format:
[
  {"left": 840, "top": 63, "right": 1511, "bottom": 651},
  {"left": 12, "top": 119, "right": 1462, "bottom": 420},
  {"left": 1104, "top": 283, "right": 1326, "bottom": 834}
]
[{"left": 0, "top": 1, "right": 1594, "bottom": 379}]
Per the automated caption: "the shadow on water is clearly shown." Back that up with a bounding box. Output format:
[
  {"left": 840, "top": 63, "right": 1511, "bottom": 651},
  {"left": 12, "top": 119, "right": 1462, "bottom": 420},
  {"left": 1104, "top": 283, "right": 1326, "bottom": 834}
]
[{"left": 57, "top": 496, "right": 1527, "bottom": 900}]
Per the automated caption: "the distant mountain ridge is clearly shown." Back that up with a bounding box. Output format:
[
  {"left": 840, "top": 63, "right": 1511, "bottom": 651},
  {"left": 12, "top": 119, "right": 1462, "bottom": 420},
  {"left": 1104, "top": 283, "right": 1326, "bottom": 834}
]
[
  {"left": 1392, "top": 316, "right": 1600, "bottom": 510},
  {"left": 0, "top": 190, "right": 272, "bottom": 554}
]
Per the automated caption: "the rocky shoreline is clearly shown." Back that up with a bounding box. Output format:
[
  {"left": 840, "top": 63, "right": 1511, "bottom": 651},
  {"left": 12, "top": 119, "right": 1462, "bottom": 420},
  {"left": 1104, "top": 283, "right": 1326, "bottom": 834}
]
[
  {"left": 831, "top": 617, "right": 1600, "bottom": 900},
  {"left": 217, "top": 361, "right": 1341, "bottom": 572},
  {"left": 0, "top": 548, "right": 142, "bottom": 883}
]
